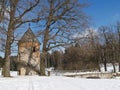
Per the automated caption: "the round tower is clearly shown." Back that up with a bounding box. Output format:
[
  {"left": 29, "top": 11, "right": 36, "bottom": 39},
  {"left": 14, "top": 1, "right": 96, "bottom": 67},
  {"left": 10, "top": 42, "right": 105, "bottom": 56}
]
[{"left": 18, "top": 28, "right": 40, "bottom": 75}]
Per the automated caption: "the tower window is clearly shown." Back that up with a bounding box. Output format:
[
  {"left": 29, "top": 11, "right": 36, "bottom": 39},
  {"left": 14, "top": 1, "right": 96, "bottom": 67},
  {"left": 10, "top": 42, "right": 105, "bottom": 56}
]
[{"left": 33, "top": 47, "right": 36, "bottom": 52}]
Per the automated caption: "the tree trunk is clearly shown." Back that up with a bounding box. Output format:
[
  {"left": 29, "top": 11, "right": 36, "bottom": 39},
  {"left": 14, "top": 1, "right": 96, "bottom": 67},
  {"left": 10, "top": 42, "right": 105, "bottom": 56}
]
[
  {"left": 112, "top": 63, "right": 116, "bottom": 73},
  {"left": 3, "top": 30, "right": 13, "bottom": 77},
  {"left": 40, "top": 27, "right": 49, "bottom": 75},
  {"left": 40, "top": 40, "right": 47, "bottom": 75},
  {"left": 104, "top": 59, "right": 107, "bottom": 71},
  {"left": 40, "top": 51, "right": 46, "bottom": 75},
  {"left": 97, "top": 59, "right": 101, "bottom": 72}
]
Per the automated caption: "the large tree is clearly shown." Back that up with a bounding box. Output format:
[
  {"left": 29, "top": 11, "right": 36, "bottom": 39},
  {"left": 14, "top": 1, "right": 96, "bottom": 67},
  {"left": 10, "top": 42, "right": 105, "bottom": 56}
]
[
  {"left": 0, "top": 0, "right": 41, "bottom": 77},
  {"left": 36, "top": 0, "right": 89, "bottom": 75}
]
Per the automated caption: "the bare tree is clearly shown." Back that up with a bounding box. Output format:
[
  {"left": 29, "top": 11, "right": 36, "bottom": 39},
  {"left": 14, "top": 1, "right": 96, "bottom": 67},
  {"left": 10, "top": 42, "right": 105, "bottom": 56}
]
[
  {"left": 86, "top": 29, "right": 101, "bottom": 71},
  {"left": 1, "top": 0, "right": 41, "bottom": 77},
  {"left": 98, "top": 26, "right": 109, "bottom": 71},
  {"left": 98, "top": 25, "right": 118, "bottom": 72},
  {"left": 116, "top": 22, "right": 120, "bottom": 72},
  {"left": 37, "top": 0, "right": 89, "bottom": 75}
]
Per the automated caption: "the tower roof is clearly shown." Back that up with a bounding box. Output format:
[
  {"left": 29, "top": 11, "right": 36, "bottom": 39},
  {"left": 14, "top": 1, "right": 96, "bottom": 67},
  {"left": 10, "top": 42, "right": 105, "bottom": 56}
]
[{"left": 18, "top": 28, "right": 40, "bottom": 44}]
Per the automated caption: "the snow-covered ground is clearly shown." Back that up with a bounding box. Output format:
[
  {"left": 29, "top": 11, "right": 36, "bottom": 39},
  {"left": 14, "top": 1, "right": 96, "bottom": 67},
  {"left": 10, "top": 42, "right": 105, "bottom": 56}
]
[{"left": 0, "top": 76, "right": 120, "bottom": 90}]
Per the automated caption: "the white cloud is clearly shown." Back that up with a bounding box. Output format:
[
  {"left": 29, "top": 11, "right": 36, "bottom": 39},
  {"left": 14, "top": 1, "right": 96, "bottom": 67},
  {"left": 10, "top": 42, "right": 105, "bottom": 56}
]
[{"left": 72, "top": 28, "right": 98, "bottom": 39}]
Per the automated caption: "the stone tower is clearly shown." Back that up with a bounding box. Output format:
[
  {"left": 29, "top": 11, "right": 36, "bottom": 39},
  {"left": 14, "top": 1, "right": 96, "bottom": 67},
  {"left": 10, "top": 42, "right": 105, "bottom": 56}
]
[{"left": 18, "top": 28, "right": 40, "bottom": 75}]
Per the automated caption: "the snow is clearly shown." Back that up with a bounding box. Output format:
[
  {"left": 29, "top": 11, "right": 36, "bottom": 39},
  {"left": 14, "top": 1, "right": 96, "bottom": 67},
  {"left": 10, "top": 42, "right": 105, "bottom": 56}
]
[
  {"left": 0, "top": 70, "right": 18, "bottom": 77},
  {"left": 0, "top": 76, "right": 120, "bottom": 90}
]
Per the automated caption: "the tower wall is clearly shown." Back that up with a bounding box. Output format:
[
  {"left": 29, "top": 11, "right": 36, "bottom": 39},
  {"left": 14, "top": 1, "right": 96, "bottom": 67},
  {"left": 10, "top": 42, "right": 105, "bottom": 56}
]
[{"left": 18, "top": 42, "right": 40, "bottom": 75}]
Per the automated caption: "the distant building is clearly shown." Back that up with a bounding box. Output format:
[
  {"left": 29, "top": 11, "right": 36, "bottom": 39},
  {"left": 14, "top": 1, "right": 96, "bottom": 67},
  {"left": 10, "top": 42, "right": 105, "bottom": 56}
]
[{"left": 18, "top": 28, "right": 40, "bottom": 75}]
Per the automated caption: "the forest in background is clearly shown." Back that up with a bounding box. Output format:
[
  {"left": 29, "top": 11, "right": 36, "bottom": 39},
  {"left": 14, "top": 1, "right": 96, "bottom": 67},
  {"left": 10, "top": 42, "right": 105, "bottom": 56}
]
[{"left": 44, "top": 22, "right": 120, "bottom": 72}]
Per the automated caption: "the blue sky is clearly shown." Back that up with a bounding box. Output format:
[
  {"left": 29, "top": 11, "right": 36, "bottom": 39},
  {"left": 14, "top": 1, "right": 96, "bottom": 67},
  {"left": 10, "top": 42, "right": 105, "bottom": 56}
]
[{"left": 83, "top": 0, "right": 120, "bottom": 28}]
